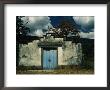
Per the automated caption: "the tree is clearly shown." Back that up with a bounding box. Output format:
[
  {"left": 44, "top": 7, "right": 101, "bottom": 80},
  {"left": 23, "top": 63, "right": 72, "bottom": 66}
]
[
  {"left": 16, "top": 16, "right": 30, "bottom": 36},
  {"left": 16, "top": 16, "right": 30, "bottom": 67},
  {"left": 57, "top": 20, "right": 80, "bottom": 37}
]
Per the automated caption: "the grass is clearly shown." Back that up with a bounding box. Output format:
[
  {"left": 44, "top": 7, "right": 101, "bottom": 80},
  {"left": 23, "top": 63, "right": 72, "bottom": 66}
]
[{"left": 16, "top": 66, "right": 94, "bottom": 74}]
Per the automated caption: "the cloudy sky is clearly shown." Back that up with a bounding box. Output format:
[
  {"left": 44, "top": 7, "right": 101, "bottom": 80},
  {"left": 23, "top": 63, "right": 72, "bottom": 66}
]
[{"left": 21, "top": 16, "right": 94, "bottom": 39}]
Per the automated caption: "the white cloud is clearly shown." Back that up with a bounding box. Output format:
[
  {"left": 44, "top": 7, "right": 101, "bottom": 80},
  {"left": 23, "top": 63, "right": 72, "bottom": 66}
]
[
  {"left": 79, "top": 32, "right": 94, "bottom": 39},
  {"left": 28, "top": 29, "right": 44, "bottom": 37},
  {"left": 21, "top": 16, "right": 53, "bottom": 36},
  {"left": 34, "top": 29, "right": 44, "bottom": 37},
  {"left": 73, "top": 16, "right": 94, "bottom": 26},
  {"left": 73, "top": 16, "right": 94, "bottom": 32}
]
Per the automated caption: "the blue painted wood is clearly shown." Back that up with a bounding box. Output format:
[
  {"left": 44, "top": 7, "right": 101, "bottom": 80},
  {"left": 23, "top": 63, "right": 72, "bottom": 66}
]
[{"left": 43, "top": 49, "right": 57, "bottom": 70}]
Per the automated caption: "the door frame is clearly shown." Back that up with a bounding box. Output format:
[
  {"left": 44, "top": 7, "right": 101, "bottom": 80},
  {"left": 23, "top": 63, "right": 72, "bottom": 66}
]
[{"left": 41, "top": 47, "right": 58, "bottom": 70}]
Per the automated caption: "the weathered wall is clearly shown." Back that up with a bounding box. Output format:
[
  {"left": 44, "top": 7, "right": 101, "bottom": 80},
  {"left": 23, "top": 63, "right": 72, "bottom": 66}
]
[
  {"left": 18, "top": 39, "right": 82, "bottom": 66},
  {"left": 58, "top": 47, "right": 64, "bottom": 65},
  {"left": 19, "top": 40, "right": 41, "bottom": 66},
  {"left": 62, "top": 42, "right": 82, "bottom": 65}
]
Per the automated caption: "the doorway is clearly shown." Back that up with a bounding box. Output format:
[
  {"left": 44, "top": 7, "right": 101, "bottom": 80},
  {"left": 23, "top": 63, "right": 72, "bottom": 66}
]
[{"left": 42, "top": 48, "right": 57, "bottom": 70}]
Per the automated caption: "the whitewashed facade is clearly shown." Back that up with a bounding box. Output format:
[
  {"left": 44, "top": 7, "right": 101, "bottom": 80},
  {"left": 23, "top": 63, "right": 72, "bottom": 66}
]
[{"left": 19, "top": 36, "right": 82, "bottom": 69}]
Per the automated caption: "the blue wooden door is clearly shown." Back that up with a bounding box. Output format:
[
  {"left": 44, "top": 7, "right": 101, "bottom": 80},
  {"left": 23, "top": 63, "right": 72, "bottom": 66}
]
[{"left": 43, "top": 49, "right": 57, "bottom": 70}]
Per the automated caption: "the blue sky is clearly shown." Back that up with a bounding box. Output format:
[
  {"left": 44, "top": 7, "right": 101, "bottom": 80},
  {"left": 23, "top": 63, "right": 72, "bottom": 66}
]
[
  {"left": 49, "top": 16, "right": 94, "bottom": 32},
  {"left": 21, "top": 16, "right": 94, "bottom": 39}
]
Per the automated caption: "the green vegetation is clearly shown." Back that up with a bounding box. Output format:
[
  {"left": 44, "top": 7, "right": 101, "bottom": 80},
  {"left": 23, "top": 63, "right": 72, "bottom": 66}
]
[
  {"left": 16, "top": 65, "right": 94, "bottom": 74},
  {"left": 80, "top": 38, "right": 94, "bottom": 69}
]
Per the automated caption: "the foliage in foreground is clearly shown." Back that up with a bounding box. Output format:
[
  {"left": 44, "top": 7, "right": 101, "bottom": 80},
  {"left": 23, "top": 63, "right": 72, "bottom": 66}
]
[{"left": 16, "top": 65, "right": 94, "bottom": 74}]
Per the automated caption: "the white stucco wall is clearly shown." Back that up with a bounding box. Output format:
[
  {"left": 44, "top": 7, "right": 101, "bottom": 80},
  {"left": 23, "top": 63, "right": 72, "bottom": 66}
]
[
  {"left": 62, "top": 42, "right": 82, "bottom": 65},
  {"left": 19, "top": 40, "right": 41, "bottom": 66},
  {"left": 18, "top": 40, "right": 82, "bottom": 66},
  {"left": 58, "top": 47, "right": 64, "bottom": 65}
]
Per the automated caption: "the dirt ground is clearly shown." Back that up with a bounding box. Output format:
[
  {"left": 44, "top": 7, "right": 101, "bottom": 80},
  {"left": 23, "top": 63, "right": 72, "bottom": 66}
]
[{"left": 16, "top": 68, "right": 94, "bottom": 74}]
